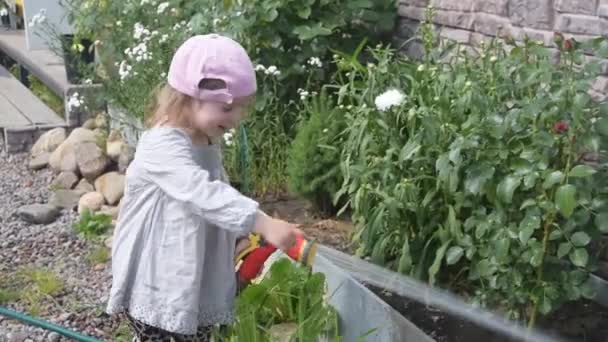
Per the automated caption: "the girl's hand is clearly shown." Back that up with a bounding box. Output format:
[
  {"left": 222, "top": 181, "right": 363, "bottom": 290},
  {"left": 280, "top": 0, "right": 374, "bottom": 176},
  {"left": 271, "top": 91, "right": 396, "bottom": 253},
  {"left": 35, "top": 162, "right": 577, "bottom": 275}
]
[{"left": 253, "top": 212, "right": 302, "bottom": 251}]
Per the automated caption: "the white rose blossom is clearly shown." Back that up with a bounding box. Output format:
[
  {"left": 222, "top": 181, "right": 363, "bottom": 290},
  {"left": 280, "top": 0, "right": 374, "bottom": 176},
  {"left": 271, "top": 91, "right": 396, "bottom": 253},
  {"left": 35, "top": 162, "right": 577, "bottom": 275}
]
[
  {"left": 67, "top": 92, "right": 84, "bottom": 111},
  {"left": 157, "top": 2, "right": 170, "bottom": 14},
  {"left": 307, "top": 57, "right": 323, "bottom": 68},
  {"left": 119, "top": 61, "right": 133, "bottom": 80},
  {"left": 375, "top": 89, "right": 406, "bottom": 111},
  {"left": 223, "top": 128, "right": 236, "bottom": 146},
  {"left": 28, "top": 9, "right": 47, "bottom": 27}
]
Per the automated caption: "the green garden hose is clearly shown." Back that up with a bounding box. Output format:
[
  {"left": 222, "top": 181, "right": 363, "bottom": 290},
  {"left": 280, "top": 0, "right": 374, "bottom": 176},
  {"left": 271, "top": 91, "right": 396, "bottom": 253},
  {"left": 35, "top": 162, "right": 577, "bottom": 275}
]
[{"left": 0, "top": 306, "right": 102, "bottom": 342}]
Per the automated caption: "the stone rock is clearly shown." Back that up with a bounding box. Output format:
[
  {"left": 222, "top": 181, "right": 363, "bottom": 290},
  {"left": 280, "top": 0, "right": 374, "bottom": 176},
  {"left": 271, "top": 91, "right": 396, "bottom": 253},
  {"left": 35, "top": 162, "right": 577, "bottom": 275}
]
[
  {"left": 94, "top": 263, "right": 105, "bottom": 271},
  {"left": 509, "top": 0, "right": 554, "bottom": 30},
  {"left": 95, "top": 113, "right": 108, "bottom": 129},
  {"left": 47, "top": 332, "right": 61, "bottom": 342},
  {"left": 440, "top": 27, "right": 472, "bottom": 43},
  {"left": 8, "top": 332, "right": 28, "bottom": 342},
  {"left": 78, "top": 192, "right": 106, "bottom": 213},
  {"left": 118, "top": 144, "right": 135, "bottom": 173},
  {"left": 31, "top": 127, "right": 66, "bottom": 157},
  {"left": 430, "top": 0, "right": 475, "bottom": 11},
  {"left": 49, "top": 190, "right": 82, "bottom": 210},
  {"left": 555, "top": 0, "right": 597, "bottom": 15},
  {"left": 82, "top": 118, "right": 97, "bottom": 130},
  {"left": 104, "top": 235, "right": 113, "bottom": 249},
  {"left": 28, "top": 152, "right": 50, "bottom": 170},
  {"left": 76, "top": 142, "right": 109, "bottom": 181},
  {"left": 99, "top": 205, "right": 119, "bottom": 219},
  {"left": 106, "top": 130, "right": 124, "bottom": 161},
  {"left": 473, "top": 14, "right": 511, "bottom": 36},
  {"left": 49, "top": 128, "right": 97, "bottom": 173},
  {"left": 51, "top": 171, "right": 79, "bottom": 190},
  {"left": 75, "top": 178, "right": 95, "bottom": 195},
  {"left": 95, "top": 172, "right": 125, "bottom": 205},
  {"left": 556, "top": 14, "right": 601, "bottom": 36},
  {"left": 17, "top": 204, "right": 60, "bottom": 224},
  {"left": 269, "top": 323, "right": 298, "bottom": 341},
  {"left": 475, "top": 0, "right": 508, "bottom": 16}
]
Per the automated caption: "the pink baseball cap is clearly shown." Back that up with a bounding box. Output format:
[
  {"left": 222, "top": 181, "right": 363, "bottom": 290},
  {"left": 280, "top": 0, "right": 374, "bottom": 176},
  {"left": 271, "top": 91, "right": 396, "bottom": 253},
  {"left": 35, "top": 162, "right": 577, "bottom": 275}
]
[{"left": 168, "top": 34, "right": 257, "bottom": 104}]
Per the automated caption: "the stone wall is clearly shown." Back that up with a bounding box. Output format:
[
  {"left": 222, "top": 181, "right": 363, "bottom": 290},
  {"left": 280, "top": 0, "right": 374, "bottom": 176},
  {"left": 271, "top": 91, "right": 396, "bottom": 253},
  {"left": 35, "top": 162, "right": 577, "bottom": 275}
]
[{"left": 396, "top": 0, "right": 608, "bottom": 98}]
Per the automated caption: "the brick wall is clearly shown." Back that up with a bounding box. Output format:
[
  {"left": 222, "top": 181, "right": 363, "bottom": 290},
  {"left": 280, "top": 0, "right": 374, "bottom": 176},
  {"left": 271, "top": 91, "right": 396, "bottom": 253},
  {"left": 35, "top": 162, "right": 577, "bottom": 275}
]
[{"left": 396, "top": 0, "right": 608, "bottom": 99}]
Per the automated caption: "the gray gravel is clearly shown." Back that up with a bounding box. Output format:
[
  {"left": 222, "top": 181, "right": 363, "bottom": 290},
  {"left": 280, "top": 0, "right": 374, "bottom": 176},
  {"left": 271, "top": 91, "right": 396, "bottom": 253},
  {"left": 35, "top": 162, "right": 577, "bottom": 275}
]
[{"left": 0, "top": 138, "right": 122, "bottom": 341}]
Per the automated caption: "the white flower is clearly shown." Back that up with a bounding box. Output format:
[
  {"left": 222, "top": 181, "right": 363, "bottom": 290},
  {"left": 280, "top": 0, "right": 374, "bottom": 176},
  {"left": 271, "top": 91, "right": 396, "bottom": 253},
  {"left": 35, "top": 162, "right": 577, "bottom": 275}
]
[
  {"left": 94, "top": 40, "right": 101, "bottom": 46},
  {"left": 67, "top": 92, "right": 84, "bottom": 111},
  {"left": 159, "top": 34, "right": 170, "bottom": 44},
  {"left": 417, "top": 64, "right": 426, "bottom": 72},
  {"left": 307, "top": 57, "right": 323, "bottom": 68},
  {"left": 0, "top": 8, "right": 8, "bottom": 17},
  {"left": 84, "top": 79, "right": 93, "bottom": 85},
  {"left": 223, "top": 128, "right": 236, "bottom": 146},
  {"left": 323, "top": 128, "right": 329, "bottom": 133},
  {"left": 161, "top": 72, "right": 167, "bottom": 78},
  {"left": 255, "top": 65, "right": 265, "bottom": 72},
  {"left": 157, "top": 2, "right": 170, "bottom": 14},
  {"left": 133, "top": 23, "right": 150, "bottom": 40},
  {"left": 171, "top": 8, "right": 177, "bottom": 14},
  {"left": 213, "top": 18, "right": 221, "bottom": 26},
  {"left": 367, "top": 63, "right": 375, "bottom": 68},
  {"left": 116, "top": 20, "right": 122, "bottom": 27},
  {"left": 297, "top": 88, "right": 310, "bottom": 101},
  {"left": 141, "top": 0, "right": 152, "bottom": 4},
  {"left": 465, "top": 81, "right": 472, "bottom": 87},
  {"left": 375, "top": 89, "right": 406, "bottom": 111},
  {"left": 265, "top": 65, "right": 280, "bottom": 76},
  {"left": 490, "top": 56, "right": 498, "bottom": 62},
  {"left": 339, "top": 105, "right": 344, "bottom": 109},
  {"left": 236, "top": 11, "right": 242, "bottom": 16},
  {"left": 118, "top": 61, "right": 133, "bottom": 80},
  {"left": 28, "top": 9, "right": 47, "bottom": 27}
]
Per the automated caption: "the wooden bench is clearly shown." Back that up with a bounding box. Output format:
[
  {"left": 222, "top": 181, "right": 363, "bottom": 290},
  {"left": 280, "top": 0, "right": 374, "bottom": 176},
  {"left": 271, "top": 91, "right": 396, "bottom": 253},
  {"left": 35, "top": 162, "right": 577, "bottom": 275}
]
[
  {"left": 0, "top": 64, "right": 65, "bottom": 153},
  {"left": 0, "top": 30, "right": 69, "bottom": 98}
]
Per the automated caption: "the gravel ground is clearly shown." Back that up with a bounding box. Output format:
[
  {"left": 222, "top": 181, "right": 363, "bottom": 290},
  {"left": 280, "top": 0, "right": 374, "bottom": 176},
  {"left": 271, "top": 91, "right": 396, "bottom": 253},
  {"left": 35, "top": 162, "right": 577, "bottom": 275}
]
[{"left": 0, "top": 139, "right": 122, "bottom": 342}]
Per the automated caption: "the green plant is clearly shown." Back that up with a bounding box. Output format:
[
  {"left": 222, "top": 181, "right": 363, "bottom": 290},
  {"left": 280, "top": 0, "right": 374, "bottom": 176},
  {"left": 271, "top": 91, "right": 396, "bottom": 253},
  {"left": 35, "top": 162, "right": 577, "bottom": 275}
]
[
  {"left": 0, "top": 289, "right": 20, "bottom": 305},
  {"left": 112, "top": 321, "right": 134, "bottom": 342},
  {"left": 13, "top": 267, "right": 64, "bottom": 315},
  {"left": 222, "top": 259, "right": 339, "bottom": 341},
  {"left": 29, "top": 75, "right": 65, "bottom": 116},
  {"left": 334, "top": 9, "right": 608, "bottom": 326},
  {"left": 73, "top": 208, "right": 113, "bottom": 239},
  {"left": 63, "top": 0, "right": 396, "bottom": 195},
  {"left": 287, "top": 89, "right": 346, "bottom": 213},
  {"left": 87, "top": 246, "right": 110, "bottom": 265}
]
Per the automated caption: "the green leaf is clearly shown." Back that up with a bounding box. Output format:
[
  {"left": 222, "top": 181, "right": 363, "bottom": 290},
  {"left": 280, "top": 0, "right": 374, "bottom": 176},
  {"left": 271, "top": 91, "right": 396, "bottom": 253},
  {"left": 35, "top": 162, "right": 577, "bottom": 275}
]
[
  {"left": 538, "top": 293, "right": 553, "bottom": 315},
  {"left": 542, "top": 171, "right": 564, "bottom": 189},
  {"left": 495, "top": 238, "right": 510, "bottom": 262},
  {"left": 595, "top": 213, "right": 608, "bottom": 233},
  {"left": 571, "top": 232, "right": 591, "bottom": 247},
  {"left": 296, "top": 6, "right": 312, "bottom": 19},
  {"left": 569, "top": 165, "right": 597, "bottom": 178},
  {"left": 464, "top": 164, "right": 494, "bottom": 195},
  {"left": 397, "top": 239, "right": 412, "bottom": 274},
  {"left": 556, "top": 184, "right": 577, "bottom": 218},
  {"left": 570, "top": 248, "right": 589, "bottom": 267},
  {"left": 520, "top": 199, "right": 537, "bottom": 210},
  {"left": 558, "top": 242, "right": 571, "bottom": 258},
  {"left": 429, "top": 240, "right": 451, "bottom": 285},
  {"left": 436, "top": 154, "right": 450, "bottom": 181},
  {"left": 596, "top": 118, "right": 608, "bottom": 136},
  {"left": 549, "top": 229, "right": 563, "bottom": 240},
  {"left": 400, "top": 139, "right": 421, "bottom": 162},
  {"left": 497, "top": 176, "right": 521, "bottom": 204},
  {"left": 518, "top": 213, "right": 540, "bottom": 245},
  {"left": 446, "top": 246, "right": 464, "bottom": 265}
]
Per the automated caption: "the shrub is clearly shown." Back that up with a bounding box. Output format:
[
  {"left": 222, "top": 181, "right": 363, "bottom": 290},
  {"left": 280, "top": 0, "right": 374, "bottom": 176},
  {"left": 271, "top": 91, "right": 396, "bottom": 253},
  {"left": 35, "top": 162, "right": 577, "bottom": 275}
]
[
  {"left": 73, "top": 208, "right": 113, "bottom": 239},
  {"left": 287, "top": 89, "right": 346, "bottom": 213},
  {"left": 63, "top": 0, "right": 397, "bottom": 194},
  {"left": 334, "top": 9, "right": 608, "bottom": 325}
]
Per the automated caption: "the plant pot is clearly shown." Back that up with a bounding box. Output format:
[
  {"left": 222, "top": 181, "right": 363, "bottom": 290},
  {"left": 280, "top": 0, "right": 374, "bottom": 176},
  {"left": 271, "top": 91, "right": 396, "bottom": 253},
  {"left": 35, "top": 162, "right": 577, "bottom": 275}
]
[{"left": 60, "top": 34, "right": 95, "bottom": 84}]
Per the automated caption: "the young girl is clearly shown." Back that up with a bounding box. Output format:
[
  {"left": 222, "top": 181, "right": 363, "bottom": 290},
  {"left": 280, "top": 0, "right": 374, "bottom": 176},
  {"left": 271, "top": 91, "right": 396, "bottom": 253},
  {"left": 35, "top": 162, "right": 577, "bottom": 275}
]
[{"left": 106, "top": 34, "right": 301, "bottom": 342}]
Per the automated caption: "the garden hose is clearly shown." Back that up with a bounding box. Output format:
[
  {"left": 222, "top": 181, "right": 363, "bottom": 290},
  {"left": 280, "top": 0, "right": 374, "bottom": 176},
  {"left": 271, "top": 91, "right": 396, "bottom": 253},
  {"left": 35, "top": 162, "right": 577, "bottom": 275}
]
[{"left": 0, "top": 306, "right": 102, "bottom": 342}]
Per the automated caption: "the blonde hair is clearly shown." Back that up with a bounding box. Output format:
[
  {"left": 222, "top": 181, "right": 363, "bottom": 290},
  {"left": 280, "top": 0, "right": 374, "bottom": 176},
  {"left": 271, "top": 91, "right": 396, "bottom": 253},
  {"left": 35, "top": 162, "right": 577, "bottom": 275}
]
[
  {"left": 145, "top": 80, "right": 255, "bottom": 130},
  {"left": 145, "top": 84, "right": 195, "bottom": 129}
]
